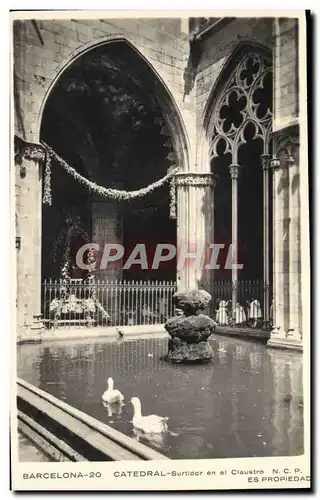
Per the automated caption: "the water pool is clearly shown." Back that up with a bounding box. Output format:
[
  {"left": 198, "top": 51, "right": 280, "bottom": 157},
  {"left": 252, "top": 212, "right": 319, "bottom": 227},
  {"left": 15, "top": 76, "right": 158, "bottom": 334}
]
[{"left": 17, "top": 334, "right": 304, "bottom": 460}]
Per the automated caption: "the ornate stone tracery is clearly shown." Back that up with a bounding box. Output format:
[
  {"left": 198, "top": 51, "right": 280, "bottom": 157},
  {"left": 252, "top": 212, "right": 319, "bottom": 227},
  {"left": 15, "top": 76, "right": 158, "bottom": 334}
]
[
  {"left": 209, "top": 52, "right": 272, "bottom": 163},
  {"left": 204, "top": 47, "right": 274, "bottom": 327}
]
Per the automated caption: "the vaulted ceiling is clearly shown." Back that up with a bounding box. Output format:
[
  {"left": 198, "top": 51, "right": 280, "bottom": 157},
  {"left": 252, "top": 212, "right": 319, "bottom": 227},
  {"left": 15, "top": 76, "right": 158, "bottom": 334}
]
[{"left": 41, "top": 41, "right": 175, "bottom": 192}]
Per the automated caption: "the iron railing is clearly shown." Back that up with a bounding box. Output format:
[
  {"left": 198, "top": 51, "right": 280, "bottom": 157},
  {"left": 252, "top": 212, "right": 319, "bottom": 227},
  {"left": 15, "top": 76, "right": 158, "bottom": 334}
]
[
  {"left": 203, "top": 279, "right": 272, "bottom": 329},
  {"left": 42, "top": 278, "right": 272, "bottom": 330},
  {"left": 42, "top": 278, "right": 177, "bottom": 328}
]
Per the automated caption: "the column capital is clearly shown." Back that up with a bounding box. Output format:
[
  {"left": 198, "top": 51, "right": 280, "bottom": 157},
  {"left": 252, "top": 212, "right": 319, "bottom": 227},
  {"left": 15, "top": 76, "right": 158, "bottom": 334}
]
[
  {"left": 175, "top": 172, "right": 216, "bottom": 187},
  {"left": 14, "top": 135, "right": 46, "bottom": 177},
  {"left": 229, "top": 164, "right": 240, "bottom": 180},
  {"left": 270, "top": 157, "right": 281, "bottom": 170},
  {"left": 261, "top": 154, "right": 271, "bottom": 170},
  {"left": 270, "top": 154, "right": 296, "bottom": 171}
]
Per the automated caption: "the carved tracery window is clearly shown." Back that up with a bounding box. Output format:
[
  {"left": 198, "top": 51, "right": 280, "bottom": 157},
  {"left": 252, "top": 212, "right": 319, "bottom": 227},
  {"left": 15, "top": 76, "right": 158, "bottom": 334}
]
[{"left": 209, "top": 52, "right": 272, "bottom": 163}]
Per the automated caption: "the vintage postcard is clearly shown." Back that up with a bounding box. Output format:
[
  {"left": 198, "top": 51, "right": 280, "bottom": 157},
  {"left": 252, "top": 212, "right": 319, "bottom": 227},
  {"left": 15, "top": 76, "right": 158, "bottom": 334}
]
[{"left": 10, "top": 9, "right": 311, "bottom": 491}]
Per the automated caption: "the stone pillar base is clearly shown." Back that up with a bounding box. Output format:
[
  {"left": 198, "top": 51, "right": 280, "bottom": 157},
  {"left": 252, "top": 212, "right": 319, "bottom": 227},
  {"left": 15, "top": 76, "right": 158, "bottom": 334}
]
[
  {"left": 17, "top": 314, "right": 44, "bottom": 344},
  {"left": 267, "top": 335, "right": 302, "bottom": 351},
  {"left": 287, "top": 328, "right": 302, "bottom": 341},
  {"left": 270, "top": 326, "right": 286, "bottom": 335}
]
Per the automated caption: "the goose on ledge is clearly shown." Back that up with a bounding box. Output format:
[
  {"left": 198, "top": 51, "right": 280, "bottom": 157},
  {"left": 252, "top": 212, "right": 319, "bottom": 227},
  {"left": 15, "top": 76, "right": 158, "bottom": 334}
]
[
  {"left": 130, "top": 397, "right": 168, "bottom": 433},
  {"left": 102, "top": 377, "right": 124, "bottom": 404}
]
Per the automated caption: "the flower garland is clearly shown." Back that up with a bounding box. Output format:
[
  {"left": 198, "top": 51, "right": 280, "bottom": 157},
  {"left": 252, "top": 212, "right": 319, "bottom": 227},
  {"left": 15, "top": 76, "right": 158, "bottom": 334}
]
[
  {"left": 42, "top": 142, "right": 179, "bottom": 203},
  {"left": 42, "top": 151, "right": 52, "bottom": 206},
  {"left": 61, "top": 226, "right": 73, "bottom": 281},
  {"left": 169, "top": 176, "right": 176, "bottom": 219},
  {"left": 61, "top": 261, "right": 70, "bottom": 282},
  {"left": 175, "top": 174, "right": 215, "bottom": 187},
  {"left": 86, "top": 247, "right": 96, "bottom": 276}
]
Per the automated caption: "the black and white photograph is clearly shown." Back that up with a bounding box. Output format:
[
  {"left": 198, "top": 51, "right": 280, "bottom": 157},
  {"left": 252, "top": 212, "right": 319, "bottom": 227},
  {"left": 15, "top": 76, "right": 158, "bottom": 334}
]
[{"left": 10, "top": 10, "right": 310, "bottom": 491}]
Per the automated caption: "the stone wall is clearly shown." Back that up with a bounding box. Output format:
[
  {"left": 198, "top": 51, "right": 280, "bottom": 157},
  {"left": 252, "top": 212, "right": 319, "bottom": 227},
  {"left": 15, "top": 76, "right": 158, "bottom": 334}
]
[
  {"left": 13, "top": 18, "right": 195, "bottom": 164},
  {"left": 268, "top": 17, "right": 303, "bottom": 350},
  {"left": 15, "top": 156, "right": 42, "bottom": 339},
  {"left": 195, "top": 17, "right": 274, "bottom": 121},
  {"left": 13, "top": 17, "right": 195, "bottom": 338},
  {"left": 273, "top": 18, "right": 299, "bottom": 130}
]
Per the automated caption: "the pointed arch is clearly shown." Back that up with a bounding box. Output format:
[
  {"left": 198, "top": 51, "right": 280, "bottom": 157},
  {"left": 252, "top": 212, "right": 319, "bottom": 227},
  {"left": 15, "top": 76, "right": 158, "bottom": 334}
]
[
  {"left": 37, "top": 35, "right": 190, "bottom": 171},
  {"left": 199, "top": 41, "right": 272, "bottom": 166},
  {"left": 198, "top": 41, "right": 274, "bottom": 325}
]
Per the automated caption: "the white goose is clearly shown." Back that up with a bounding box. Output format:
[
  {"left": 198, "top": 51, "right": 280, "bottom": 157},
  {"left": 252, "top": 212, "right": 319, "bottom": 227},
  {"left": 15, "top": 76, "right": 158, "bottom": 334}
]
[
  {"left": 130, "top": 397, "right": 168, "bottom": 433},
  {"left": 102, "top": 377, "right": 124, "bottom": 404}
]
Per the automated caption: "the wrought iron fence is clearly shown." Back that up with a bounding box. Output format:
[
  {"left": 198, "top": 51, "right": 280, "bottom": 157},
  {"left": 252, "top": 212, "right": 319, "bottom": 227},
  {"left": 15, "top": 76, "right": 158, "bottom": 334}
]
[
  {"left": 42, "top": 278, "right": 177, "bottom": 328},
  {"left": 42, "top": 278, "right": 272, "bottom": 330},
  {"left": 202, "top": 280, "right": 272, "bottom": 329}
]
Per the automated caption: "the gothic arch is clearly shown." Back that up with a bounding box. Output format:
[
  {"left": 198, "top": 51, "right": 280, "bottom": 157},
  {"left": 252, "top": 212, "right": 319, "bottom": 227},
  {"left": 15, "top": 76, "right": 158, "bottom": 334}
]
[
  {"left": 37, "top": 35, "right": 190, "bottom": 172},
  {"left": 199, "top": 41, "right": 273, "bottom": 325},
  {"left": 198, "top": 42, "right": 272, "bottom": 167}
]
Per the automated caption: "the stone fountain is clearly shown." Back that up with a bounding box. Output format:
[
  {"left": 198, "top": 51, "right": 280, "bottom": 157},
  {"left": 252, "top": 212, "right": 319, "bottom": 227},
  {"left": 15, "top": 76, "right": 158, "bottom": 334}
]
[{"left": 164, "top": 289, "right": 216, "bottom": 364}]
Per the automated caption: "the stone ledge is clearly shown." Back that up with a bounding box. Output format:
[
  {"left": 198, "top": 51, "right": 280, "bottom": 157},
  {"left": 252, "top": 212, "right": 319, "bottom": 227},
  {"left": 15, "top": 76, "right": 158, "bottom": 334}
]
[
  {"left": 18, "top": 410, "right": 85, "bottom": 462},
  {"left": 18, "top": 324, "right": 275, "bottom": 344},
  {"left": 267, "top": 337, "right": 303, "bottom": 351},
  {"left": 17, "top": 324, "right": 168, "bottom": 344},
  {"left": 215, "top": 326, "right": 270, "bottom": 342},
  {"left": 17, "top": 378, "right": 169, "bottom": 461}
]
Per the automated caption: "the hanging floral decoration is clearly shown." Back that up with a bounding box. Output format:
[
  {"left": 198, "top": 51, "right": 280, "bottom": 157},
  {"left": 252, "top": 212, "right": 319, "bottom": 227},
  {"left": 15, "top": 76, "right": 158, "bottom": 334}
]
[
  {"left": 42, "top": 142, "right": 179, "bottom": 209},
  {"left": 169, "top": 176, "right": 177, "bottom": 219},
  {"left": 60, "top": 226, "right": 73, "bottom": 282},
  {"left": 60, "top": 260, "right": 70, "bottom": 282},
  {"left": 86, "top": 247, "right": 97, "bottom": 276},
  {"left": 42, "top": 151, "right": 52, "bottom": 206}
]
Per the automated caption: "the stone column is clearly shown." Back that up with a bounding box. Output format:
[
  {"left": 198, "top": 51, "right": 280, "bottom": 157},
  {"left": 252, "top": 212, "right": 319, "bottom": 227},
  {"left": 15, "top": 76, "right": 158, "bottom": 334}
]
[
  {"left": 176, "top": 173, "right": 215, "bottom": 291},
  {"left": 261, "top": 154, "right": 271, "bottom": 326},
  {"left": 229, "top": 164, "right": 240, "bottom": 324},
  {"left": 15, "top": 137, "right": 45, "bottom": 342},
  {"left": 91, "top": 201, "right": 123, "bottom": 323},
  {"left": 267, "top": 129, "right": 302, "bottom": 351},
  {"left": 286, "top": 152, "right": 302, "bottom": 342},
  {"left": 267, "top": 154, "right": 288, "bottom": 347},
  {"left": 91, "top": 201, "right": 123, "bottom": 281}
]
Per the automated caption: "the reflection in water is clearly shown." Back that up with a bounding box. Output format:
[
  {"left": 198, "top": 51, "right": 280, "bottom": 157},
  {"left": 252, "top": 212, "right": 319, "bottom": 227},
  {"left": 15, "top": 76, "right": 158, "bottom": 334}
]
[
  {"left": 17, "top": 336, "right": 304, "bottom": 460},
  {"left": 132, "top": 428, "right": 166, "bottom": 450},
  {"left": 102, "top": 401, "right": 124, "bottom": 417},
  {"left": 267, "top": 349, "right": 304, "bottom": 457}
]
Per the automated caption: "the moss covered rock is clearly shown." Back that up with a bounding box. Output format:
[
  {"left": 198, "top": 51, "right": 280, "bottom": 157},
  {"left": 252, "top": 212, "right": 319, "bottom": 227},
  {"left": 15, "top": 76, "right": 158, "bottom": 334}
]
[
  {"left": 165, "top": 289, "right": 215, "bottom": 363},
  {"left": 165, "top": 313, "right": 215, "bottom": 344},
  {"left": 173, "top": 289, "right": 212, "bottom": 316},
  {"left": 167, "top": 338, "right": 213, "bottom": 364}
]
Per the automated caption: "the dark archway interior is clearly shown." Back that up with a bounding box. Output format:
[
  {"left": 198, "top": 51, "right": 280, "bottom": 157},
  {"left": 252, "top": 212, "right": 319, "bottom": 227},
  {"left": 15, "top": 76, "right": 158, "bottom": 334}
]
[
  {"left": 211, "top": 151, "right": 232, "bottom": 280},
  {"left": 212, "top": 133, "right": 272, "bottom": 281},
  {"left": 212, "top": 133, "right": 272, "bottom": 280},
  {"left": 237, "top": 135, "right": 264, "bottom": 280},
  {"left": 210, "top": 51, "right": 272, "bottom": 283},
  {"left": 40, "top": 41, "right": 177, "bottom": 281}
]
